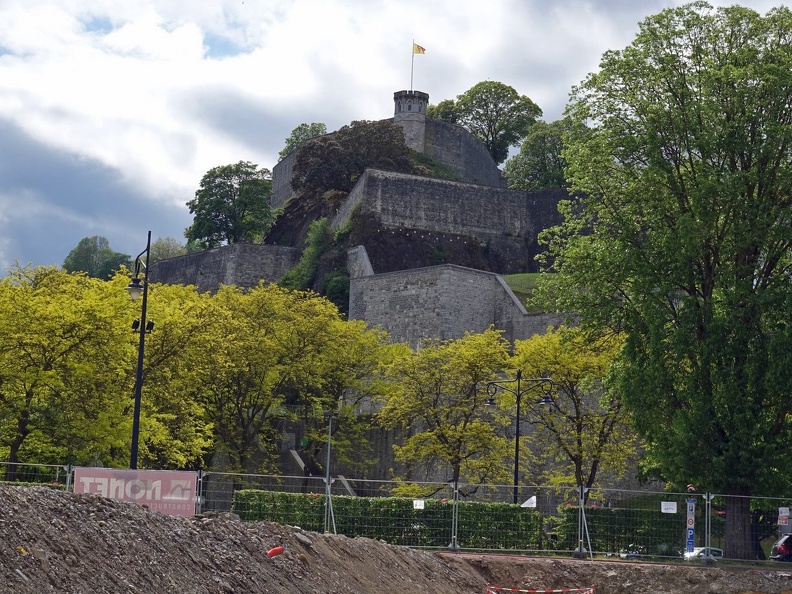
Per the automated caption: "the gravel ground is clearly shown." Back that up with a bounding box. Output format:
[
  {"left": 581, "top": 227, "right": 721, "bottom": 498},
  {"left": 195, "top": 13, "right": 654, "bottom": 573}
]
[{"left": 2, "top": 485, "right": 792, "bottom": 594}]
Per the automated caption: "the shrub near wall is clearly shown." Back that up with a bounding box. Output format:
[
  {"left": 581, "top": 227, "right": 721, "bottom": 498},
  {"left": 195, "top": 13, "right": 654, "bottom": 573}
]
[{"left": 233, "top": 490, "right": 544, "bottom": 549}]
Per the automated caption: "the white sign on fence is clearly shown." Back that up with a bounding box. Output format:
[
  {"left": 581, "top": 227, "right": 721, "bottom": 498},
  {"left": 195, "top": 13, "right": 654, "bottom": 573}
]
[
  {"left": 661, "top": 501, "right": 677, "bottom": 514},
  {"left": 73, "top": 467, "right": 198, "bottom": 517}
]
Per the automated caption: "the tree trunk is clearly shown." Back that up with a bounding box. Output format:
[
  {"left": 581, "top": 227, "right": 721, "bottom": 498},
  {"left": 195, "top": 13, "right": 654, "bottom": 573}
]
[{"left": 725, "top": 492, "right": 754, "bottom": 560}]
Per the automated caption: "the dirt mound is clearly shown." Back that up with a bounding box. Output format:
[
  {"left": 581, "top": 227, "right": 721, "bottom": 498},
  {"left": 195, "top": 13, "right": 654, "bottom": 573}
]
[{"left": 2, "top": 485, "right": 792, "bottom": 594}]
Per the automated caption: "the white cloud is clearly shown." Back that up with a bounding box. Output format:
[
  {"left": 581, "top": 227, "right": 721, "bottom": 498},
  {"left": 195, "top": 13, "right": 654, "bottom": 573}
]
[{"left": 0, "top": 0, "right": 786, "bottom": 268}]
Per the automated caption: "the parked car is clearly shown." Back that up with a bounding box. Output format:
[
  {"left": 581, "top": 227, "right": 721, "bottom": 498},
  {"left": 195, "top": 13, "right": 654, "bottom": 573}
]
[
  {"left": 683, "top": 547, "right": 723, "bottom": 560},
  {"left": 770, "top": 535, "right": 792, "bottom": 561}
]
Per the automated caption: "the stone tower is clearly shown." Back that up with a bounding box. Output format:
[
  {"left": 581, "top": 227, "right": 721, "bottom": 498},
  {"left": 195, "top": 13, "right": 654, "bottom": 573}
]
[{"left": 393, "top": 90, "right": 428, "bottom": 153}]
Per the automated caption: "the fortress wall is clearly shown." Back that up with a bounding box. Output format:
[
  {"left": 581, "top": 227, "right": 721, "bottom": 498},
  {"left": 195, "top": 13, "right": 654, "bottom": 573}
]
[
  {"left": 149, "top": 243, "right": 301, "bottom": 292},
  {"left": 348, "top": 259, "right": 559, "bottom": 346},
  {"left": 349, "top": 170, "right": 560, "bottom": 240},
  {"left": 271, "top": 149, "right": 298, "bottom": 209},
  {"left": 424, "top": 120, "right": 506, "bottom": 188}
]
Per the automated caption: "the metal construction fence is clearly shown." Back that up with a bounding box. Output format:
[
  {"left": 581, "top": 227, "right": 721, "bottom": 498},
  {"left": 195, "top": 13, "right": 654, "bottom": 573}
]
[{"left": 3, "top": 461, "right": 792, "bottom": 562}]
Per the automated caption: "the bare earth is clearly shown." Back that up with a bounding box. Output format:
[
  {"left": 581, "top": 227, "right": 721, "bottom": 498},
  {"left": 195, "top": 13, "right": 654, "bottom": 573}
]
[{"left": 2, "top": 486, "right": 792, "bottom": 594}]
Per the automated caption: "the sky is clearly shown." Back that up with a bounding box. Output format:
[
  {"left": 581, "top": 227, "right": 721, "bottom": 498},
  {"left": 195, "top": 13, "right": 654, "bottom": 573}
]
[{"left": 0, "top": 0, "right": 784, "bottom": 271}]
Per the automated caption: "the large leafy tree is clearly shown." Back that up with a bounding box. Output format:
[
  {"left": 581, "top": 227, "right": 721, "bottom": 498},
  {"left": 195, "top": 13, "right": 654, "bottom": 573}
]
[
  {"left": 429, "top": 81, "right": 542, "bottom": 165},
  {"left": 377, "top": 328, "right": 512, "bottom": 494},
  {"left": 509, "top": 327, "right": 638, "bottom": 495},
  {"left": 191, "top": 283, "right": 389, "bottom": 474},
  {"left": 0, "top": 267, "right": 131, "bottom": 476},
  {"left": 537, "top": 2, "right": 792, "bottom": 559},
  {"left": 62, "top": 236, "right": 131, "bottom": 279},
  {"left": 185, "top": 161, "right": 274, "bottom": 248},
  {"left": 278, "top": 122, "right": 327, "bottom": 162},
  {"left": 504, "top": 119, "right": 574, "bottom": 191}
]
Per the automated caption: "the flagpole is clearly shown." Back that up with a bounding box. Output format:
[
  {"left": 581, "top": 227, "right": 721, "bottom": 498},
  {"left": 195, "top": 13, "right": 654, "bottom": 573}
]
[{"left": 410, "top": 40, "right": 415, "bottom": 91}]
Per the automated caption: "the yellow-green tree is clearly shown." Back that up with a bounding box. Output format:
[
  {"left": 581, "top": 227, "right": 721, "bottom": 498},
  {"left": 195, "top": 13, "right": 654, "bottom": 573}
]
[
  {"left": 377, "top": 328, "right": 512, "bottom": 494},
  {"left": 192, "top": 283, "right": 390, "bottom": 474},
  {"left": 510, "top": 327, "right": 638, "bottom": 494},
  {"left": 132, "top": 281, "right": 215, "bottom": 469},
  {"left": 0, "top": 266, "right": 131, "bottom": 477}
]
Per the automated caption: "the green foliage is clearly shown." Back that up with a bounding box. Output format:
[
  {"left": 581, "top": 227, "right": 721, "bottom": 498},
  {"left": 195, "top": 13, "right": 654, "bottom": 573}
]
[
  {"left": 184, "top": 161, "right": 274, "bottom": 248},
  {"left": 320, "top": 270, "right": 350, "bottom": 314},
  {"left": 278, "top": 122, "right": 327, "bottom": 162},
  {"left": 434, "top": 81, "right": 542, "bottom": 165},
  {"left": 149, "top": 237, "right": 187, "bottom": 262},
  {"left": 511, "top": 328, "right": 639, "bottom": 491},
  {"left": 504, "top": 119, "right": 577, "bottom": 191},
  {"left": 278, "top": 218, "right": 333, "bottom": 290},
  {"left": 426, "top": 99, "right": 459, "bottom": 124},
  {"left": 233, "top": 490, "right": 545, "bottom": 549},
  {"left": 377, "top": 329, "right": 512, "bottom": 486},
  {"left": 62, "top": 236, "right": 131, "bottom": 279},
  {"left": 539, "top": 1, "right": 792, "bottom": 558},
  {"left": 290, "top": 120, "right": 415, "bottom": 195}
]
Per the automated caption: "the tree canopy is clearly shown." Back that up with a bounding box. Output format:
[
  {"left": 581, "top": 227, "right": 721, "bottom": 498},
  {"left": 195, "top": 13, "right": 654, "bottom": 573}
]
[
  {"left": 536, "top": 1, "right": 792, "bottom": 558},
  {"left": 62, "top": 236, "right": 131, "bottom": 279},
  {"left": 278, "top": 122, "right": 327, "bottom": 162},
  {"left": 504, "top": 119, "right": 573, "bottom": 191},
  {"left": 377, "top": 329, "right": 512, "bottom": 494},
  {"left": 428, "top": 81, "right": 542, "bottom": 165},
  {"left": 184, "top": 161, "right": 274, "bottom": 249},
  {"left": 510, "top": 327, "right": 638, "bottom": 494}
]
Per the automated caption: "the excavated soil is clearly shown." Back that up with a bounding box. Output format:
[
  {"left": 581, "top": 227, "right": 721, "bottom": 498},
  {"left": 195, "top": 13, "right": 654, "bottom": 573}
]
[{"left": 2, "top": 485, "right": 792, "bottom": 594}]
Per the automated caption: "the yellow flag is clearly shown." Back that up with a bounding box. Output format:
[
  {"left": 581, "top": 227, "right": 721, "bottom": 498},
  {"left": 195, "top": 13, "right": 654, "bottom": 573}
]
[{"left": 413, "top": 42, "right": 426, "bottom": 55}]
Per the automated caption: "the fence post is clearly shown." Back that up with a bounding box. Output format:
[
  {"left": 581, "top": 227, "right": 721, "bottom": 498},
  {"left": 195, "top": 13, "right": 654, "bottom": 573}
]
[{"left": 448, "top": 480, "right": 460, "bottom": 551}]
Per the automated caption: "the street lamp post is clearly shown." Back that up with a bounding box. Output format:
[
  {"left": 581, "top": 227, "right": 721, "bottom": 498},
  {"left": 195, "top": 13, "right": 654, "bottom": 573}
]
[
  {"left": 126, "top": 230, "right": 152, "bottom": 470},
  {"left": 485, "top": 369, "right": 554, "bottom": 504}
]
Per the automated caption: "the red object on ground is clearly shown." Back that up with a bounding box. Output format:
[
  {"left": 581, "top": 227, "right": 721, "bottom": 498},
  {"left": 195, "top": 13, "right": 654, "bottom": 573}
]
[{"left": 267, "top": 546, "right": 284, "bottom": 558}]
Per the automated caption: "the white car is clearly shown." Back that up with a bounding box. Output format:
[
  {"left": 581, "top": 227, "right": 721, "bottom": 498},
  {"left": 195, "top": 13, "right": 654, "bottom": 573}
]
[{"left": 683, "top": 547, "right": 723, "bottom": 560}]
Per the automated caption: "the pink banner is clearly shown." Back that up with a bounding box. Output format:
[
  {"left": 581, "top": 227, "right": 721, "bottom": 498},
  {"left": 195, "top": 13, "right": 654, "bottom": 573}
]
[{"left": 73, "top": 467, "right": 198, "bottom": 517}]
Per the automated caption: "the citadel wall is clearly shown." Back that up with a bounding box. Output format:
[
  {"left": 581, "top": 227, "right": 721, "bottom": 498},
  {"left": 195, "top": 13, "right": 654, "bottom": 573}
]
[
  {"left": 423, "top": 119, "right": 506, "bottom": 187},
  {"left": 149, "top": 243, "right": 301, "bottom": 292},
  {"left": 333, "top": 169, "right": 563, "bottom": 273},
  {"left": 347, "top": 245, "right": 559, "bottom": 347}
]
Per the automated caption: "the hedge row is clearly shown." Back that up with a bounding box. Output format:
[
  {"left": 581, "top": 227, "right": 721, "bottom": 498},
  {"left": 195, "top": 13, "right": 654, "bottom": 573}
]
[
  {"left": 233, "top": 490, "right": 544, "bottom": 549},
  {"left": 233, "top": 489, "right": 725, "bottom": 554}
]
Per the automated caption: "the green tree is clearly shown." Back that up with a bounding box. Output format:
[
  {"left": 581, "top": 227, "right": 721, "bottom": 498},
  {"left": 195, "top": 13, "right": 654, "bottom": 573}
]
[
  {"left": 432, "top": 81, "right": 542, "bottom": 165},
  {"left": 426, "top": 99, "right": 459, "bottom": 124},
  {"left": 192, "top": 283, "right": 388, "bottom": 473},
  {"left": 149, "top": 237, "right": 187, "bottom": 262},
  {"left": 184, "top": 161, "right": 274, "bottom": 248},
  {"left": 278, "top": 122, "right": 327, "bottom": 162},
  {"left": 377, "top": 329, "right": 512, "bottom": 494},
  {"left": 0, "top": 267, "right": 131, "bottom": 475},
  {"left": 291, "top": 120, "right": 415, "bottom": 195},
  {"left": 510, "top": 327, "right": 638, "bottom": 495},
  {"left": 537, "top": 2, "right": 792, "bottom": 559},
  {"left": 62, "top": 236, "right": 131, "bottom": 279},
  {"left": 504, "top": 119, "right": 574, "bottom": 191},
  {"left": 131, "top": 281, "right": 215, "bottom": 469}
]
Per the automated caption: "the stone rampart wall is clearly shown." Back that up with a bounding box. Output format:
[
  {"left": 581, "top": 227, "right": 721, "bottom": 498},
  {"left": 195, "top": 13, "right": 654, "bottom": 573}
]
[
  {"left": 423, "top": 119, "right": 506, "bottom": 187},
  {"left": 333, "top": 169, "right": 564, "bottom": 273},
  {"left": 348, "top": 247, "right": 559, "bottom": 346},
  {"left": 271, "top": 149, "right": 298, "bottom": 209},
  {"left": 149, "top": 243, "right": 301, "bottom": 292}
]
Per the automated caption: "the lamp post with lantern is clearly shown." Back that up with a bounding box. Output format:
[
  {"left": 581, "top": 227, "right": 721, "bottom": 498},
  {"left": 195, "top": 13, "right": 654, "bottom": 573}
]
[{"left": 125, "top": 230, "right": 152, "bottom": 470}]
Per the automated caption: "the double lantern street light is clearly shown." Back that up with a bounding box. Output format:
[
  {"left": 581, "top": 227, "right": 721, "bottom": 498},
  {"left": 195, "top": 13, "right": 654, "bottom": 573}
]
[
  {"left": 485, "top": 369, "right": 555, "bottom": 505},
  {"left": 125, "top": 231, "right": 154, "bottom": 470}
]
